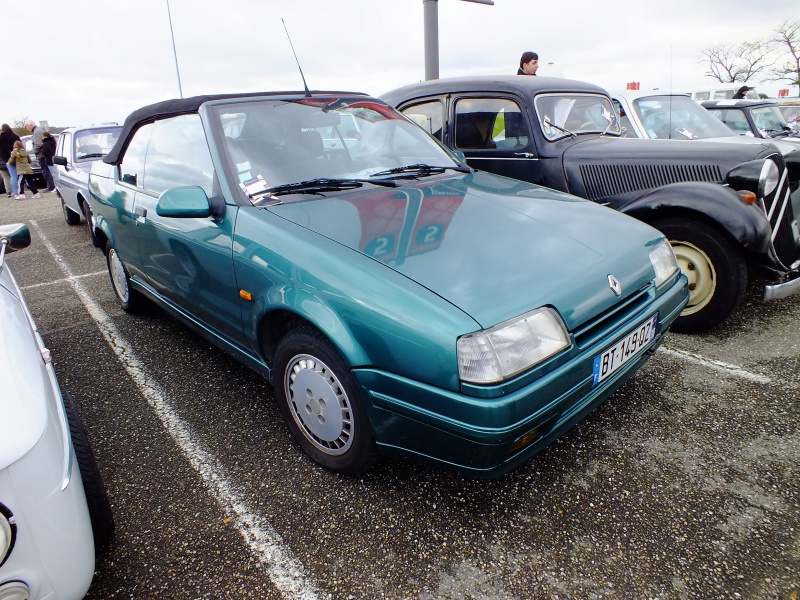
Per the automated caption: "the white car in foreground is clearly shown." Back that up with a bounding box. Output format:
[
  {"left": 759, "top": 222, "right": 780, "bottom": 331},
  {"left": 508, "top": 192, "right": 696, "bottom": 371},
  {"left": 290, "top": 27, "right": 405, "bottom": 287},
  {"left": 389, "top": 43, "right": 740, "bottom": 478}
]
[{"left": 0, "top": 223, "right": 113, "bottom": 599}]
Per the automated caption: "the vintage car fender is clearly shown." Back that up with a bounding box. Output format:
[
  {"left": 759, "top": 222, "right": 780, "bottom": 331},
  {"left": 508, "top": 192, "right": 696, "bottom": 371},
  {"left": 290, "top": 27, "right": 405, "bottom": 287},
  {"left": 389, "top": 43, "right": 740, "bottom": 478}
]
[{"left": 620, "top": 181, "right": 772, "bottom": 254}]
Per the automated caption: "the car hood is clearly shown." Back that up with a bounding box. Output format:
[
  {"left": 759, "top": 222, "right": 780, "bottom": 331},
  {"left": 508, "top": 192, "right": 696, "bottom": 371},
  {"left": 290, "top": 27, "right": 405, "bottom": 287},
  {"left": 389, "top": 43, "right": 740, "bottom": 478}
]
[
  {"left": 268, "top": 171, "right": 664, "bottom": 330},
  {"left": 0, "top": 268, "right": 48, "bottom": 470}
]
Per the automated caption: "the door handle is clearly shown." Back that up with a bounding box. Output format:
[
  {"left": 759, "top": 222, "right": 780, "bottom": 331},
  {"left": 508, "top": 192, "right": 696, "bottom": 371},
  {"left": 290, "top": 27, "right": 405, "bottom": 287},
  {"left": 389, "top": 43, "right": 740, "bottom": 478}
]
[
  {"left": 134, "top": 207, "right": 147, "bottom": 218},
  {"left": 514, "top": 152, "right": 536, "bottom": 158}
]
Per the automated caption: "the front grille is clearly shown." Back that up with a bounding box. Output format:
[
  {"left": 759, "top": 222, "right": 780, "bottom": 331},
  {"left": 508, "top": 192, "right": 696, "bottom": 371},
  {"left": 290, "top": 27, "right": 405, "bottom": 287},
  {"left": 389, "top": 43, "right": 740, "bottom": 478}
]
[
  {"left": 572, "top": 283, "right": 654, "bottom": 350},
  {"left": 579, "top": 163, "right": 723, "bottom": 202},
  {"left": 761, "top": 153, "right": 800, "bottom": 270}
]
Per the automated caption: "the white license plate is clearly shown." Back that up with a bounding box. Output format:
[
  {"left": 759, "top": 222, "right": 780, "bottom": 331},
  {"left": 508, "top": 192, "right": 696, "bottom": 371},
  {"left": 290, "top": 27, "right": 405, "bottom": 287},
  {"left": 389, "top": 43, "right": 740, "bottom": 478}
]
[{"left": 592, "top": 313, "right": 658, "bottom": 385}]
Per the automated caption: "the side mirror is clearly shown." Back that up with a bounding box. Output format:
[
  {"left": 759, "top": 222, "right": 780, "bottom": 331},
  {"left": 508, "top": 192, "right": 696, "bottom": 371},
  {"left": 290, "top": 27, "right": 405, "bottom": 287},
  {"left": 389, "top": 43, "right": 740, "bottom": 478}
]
[
  {"left": 156, "top": 186, "right": 212, "bottom": 218},
  {"left": 53, "top": 155, "right": 67, "bottom": 166},
  {"left": 0, "top": 223, "right": 31, "bottom": 273}
]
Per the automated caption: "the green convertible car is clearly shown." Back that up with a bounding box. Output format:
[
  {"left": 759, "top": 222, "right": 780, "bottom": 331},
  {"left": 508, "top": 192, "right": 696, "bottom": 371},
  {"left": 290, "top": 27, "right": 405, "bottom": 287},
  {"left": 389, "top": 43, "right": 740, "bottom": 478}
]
[{"left": 89, "top": 91, "right": 688, "bottom": 478}]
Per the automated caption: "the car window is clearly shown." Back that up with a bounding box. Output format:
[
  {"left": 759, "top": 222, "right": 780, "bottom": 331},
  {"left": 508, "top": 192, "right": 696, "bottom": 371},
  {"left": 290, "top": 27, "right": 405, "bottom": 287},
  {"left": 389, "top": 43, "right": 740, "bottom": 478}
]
[
  {"left": 142, "top": 114, "right": 214, "bottom": 196},
  {"left": 707, "top": 108, "right": 751, "bottom": 135},
  {"left": 57, "top": 132, "right": 69, "bottom": 156},
  {"left": 401, "top": 100, "right": 444, "bottom": 141},
  {"left": 119, "top": 123, "right": 152, "bottom": 188},
  {"left": 612, "top": 99, "right": 636, "bottom": 137},
  {"left": 454, "top": 97, "right": 530, "bottom": 150},
  {"left": 74, "top": 127, "right": 122, "bottom": 160},
  {"left": 534, "top": 93, "right": 620, "bottom": 140},
  {"left": 631, "top": 96, "right": 734, "bottom": 140},
  {"left": 750, "top": 106, "right": 787, "bottom": 134}
]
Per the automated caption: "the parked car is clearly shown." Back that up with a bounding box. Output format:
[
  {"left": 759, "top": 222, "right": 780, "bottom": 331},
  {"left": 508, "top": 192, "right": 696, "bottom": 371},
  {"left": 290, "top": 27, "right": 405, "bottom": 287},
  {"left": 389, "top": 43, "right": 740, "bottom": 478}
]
[
  {"left": 88, "top": 91, "right": 688, "bottom": 478},
  {"left": 0, "top": 223, "right": 113, "bottom": 599},
  {"left": 53, "top": 124, "right": 122, "bottom": 245},
  {"left": 382, "top": 77, "right": 800, "bottom": 332},
  {"left": 700, "top": 99, "right": 800, "bottom": 146}
]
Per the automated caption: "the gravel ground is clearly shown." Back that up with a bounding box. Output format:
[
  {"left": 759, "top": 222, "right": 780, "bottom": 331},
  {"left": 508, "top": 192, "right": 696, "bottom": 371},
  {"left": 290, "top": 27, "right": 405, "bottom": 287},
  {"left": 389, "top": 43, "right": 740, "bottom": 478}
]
[{"left": 2, "top": 193, "right": 798, "bottom": 599}]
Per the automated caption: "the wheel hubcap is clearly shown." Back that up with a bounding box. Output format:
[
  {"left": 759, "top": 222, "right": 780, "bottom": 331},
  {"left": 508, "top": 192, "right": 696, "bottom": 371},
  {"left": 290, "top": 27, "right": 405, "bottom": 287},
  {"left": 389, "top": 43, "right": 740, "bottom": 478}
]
[
  {"left": 671, "top": 240, "right": 715, "bottom": 315},
  {"left": 285, "top": 354, "right": 353, "bottom": 456},
  {"left": 109, "top": 249, "right": 130, "bottom": 303}
]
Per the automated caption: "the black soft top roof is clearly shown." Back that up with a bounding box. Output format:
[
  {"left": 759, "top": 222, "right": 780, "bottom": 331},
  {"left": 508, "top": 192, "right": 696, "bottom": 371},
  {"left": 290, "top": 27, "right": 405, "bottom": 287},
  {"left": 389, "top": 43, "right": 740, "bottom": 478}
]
[{"left": 103, "top": 90, "right": 367, "bottom": 164}]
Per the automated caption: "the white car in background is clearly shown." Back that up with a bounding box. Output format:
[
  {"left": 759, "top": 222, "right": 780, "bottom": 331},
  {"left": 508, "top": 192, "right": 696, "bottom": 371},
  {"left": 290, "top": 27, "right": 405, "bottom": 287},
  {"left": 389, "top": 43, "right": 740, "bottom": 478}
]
[
  {"left": 53, "top": 125, "right": 122, "bottom": 247},
  {"left": 0, "top": 223, "right": 113, "bottom": 599}
]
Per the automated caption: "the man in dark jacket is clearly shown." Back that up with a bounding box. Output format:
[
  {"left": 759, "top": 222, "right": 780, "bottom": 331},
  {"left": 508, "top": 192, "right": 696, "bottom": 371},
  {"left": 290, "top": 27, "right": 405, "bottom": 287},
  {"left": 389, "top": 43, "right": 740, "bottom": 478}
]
[
  {"left": 0, "top": 123, "right": 21, "bottom": 197},
  {"left": 517, "top": 51, "right": 539, "bottom": 76},
  {"left": 40, "top": 131, "right": 57, "bottom": 192}
]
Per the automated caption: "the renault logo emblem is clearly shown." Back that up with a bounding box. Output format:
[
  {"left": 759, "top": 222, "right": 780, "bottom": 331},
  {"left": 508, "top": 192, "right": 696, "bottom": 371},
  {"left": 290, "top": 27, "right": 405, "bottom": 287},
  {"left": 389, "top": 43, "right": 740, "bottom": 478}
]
[{"left": 608, "top": 274, "right": 622, "bottom": 297}]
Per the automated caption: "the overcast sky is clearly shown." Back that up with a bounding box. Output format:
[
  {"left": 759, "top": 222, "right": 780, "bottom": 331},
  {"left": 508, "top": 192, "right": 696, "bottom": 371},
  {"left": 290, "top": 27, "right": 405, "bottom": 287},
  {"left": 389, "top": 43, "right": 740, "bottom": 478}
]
[{"left": 2, "top": 0, "right": 796, "bottom": 128}]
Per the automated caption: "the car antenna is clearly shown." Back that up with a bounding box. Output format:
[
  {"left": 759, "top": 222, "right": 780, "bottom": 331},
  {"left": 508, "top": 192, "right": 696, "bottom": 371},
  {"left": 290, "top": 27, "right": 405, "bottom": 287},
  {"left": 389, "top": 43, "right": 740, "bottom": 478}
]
[{"left": 281, "top": 18, "right": 311, "bottom": 97}]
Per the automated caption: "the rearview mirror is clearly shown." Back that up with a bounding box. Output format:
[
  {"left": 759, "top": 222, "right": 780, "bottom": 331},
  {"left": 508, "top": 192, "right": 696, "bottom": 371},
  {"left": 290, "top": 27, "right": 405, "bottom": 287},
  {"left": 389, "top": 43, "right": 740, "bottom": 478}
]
[
  {"left": 0, "top": 223, "right": 32, "bottom": 272},
  {"left": 54, "top": 156, "right": 67, "bottom": 166}
]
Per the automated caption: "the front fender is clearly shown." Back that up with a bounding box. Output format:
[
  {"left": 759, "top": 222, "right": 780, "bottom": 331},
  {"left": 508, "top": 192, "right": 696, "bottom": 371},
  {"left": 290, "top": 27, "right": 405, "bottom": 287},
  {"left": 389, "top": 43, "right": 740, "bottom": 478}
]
[{"left": 621, "top": 181, "right": 772, "bottom": 254}]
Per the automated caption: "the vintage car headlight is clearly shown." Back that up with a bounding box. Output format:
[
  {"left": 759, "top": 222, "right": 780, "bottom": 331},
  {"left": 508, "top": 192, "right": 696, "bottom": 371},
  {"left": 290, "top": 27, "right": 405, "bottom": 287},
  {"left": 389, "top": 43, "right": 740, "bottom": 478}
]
[
  {"left": 726, "top": 158, "right": 780, "bottom": 198},
  {"left": 458, "top": 307, "right": 570, "bottom": 384},
  {"left": 650, "top": 240, "right": 679, "bottom": 287}
]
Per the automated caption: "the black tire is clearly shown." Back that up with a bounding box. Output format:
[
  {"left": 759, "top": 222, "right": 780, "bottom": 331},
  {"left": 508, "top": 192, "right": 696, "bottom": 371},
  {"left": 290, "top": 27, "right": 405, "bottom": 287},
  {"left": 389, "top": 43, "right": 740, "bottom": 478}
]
[
  {"left": 63, "top": 392, "right": 115, "bottom": 550},
  {"left": 61, "top": 193, "right": 81, "bottom": 226},
  {"left": 273, "top": 325, "right": 379, "bottom": 475},
  {"left": 82, "top": 201, "right": 100, "bottom": 248},
  {"left": 652, "top": 216, "right": 747, "bottom": 333},
  {"left": 105, "top": 241, "right": 143, "bottom": 313}
]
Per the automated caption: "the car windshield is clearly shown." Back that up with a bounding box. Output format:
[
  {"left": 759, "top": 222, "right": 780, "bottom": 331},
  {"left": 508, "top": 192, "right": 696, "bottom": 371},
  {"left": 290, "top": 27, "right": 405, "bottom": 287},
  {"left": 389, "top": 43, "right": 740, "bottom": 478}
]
[
  {"left": 74, "top": 127, "right": 122, "bottom": 160},
  {"left": 632, "top": 95, "right": 736, "bottom": 140},
  {"left": 750, "top": 105, "right": 792, "bottom": 137},
  {"left": 211, "top": 97, "right": 459, "bottom": 199},
  {"left": 533, "top": 93, "right": 621, "bottom": 140}
]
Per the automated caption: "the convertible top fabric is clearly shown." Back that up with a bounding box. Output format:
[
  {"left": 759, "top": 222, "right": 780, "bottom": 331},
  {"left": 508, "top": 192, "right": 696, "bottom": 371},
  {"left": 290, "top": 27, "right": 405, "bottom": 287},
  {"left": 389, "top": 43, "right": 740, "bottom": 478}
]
[{"left": 103, "top": 90, "right": 367, "bottom": 164}]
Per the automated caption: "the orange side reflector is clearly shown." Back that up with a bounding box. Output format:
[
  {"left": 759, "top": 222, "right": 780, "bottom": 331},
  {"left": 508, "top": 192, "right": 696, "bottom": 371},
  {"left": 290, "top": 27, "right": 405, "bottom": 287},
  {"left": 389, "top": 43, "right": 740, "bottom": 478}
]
[
  {"left": 239, "top": 290, "right": 253, "bottom": 301},
  {"left": 740, "top": 191, "right": 757, "bottom": 204}
]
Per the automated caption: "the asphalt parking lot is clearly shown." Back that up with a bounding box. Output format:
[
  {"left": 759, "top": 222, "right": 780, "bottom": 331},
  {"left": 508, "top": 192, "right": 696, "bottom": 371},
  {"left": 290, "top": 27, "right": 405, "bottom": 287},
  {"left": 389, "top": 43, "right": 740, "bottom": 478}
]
[{"left": 2, "top": 194, "right": 799, "bottom": 600}]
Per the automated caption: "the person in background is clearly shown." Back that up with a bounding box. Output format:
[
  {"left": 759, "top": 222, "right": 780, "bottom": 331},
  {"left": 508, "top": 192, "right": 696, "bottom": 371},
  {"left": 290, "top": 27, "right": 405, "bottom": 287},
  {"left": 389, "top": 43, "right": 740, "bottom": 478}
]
[
  {"left": 40, "top": 131, "right": 56, "bottom": 192},
  {"left": 517, "top": 51, "right": 539, "bottom": 76},
  {"left": 8, "top": 140, "right": 41, "bottom": 199},
  {"left": 0, "top": 123, "right": 21, "bottom": 198},
  {"left": 732, "top": 85, "right": 752, "bottom": 99},
  {"left": 25, "top": 119, "right": 43, "bottom": 156}
]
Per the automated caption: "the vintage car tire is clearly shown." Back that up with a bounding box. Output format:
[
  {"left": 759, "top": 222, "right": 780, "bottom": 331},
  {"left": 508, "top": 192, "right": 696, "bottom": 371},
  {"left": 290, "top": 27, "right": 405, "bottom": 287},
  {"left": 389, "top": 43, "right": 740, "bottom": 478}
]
[
  {"left": 105, "top": 242, "right": 143, "bottom": 313},
  {"left": 273, "top": 325, "right": 379, "bottom": 475},
  {"left": 63, "top": 392, "right": 115, "bottom": 549},
  {"left": 83, "top": 201, "right": 100, "bottom": 248},
  {"left": 652, "top": 216, "right": 747, "bottom": 333},
  {"left": 60, "top": 193, "right": 81, "bottom": 226}
]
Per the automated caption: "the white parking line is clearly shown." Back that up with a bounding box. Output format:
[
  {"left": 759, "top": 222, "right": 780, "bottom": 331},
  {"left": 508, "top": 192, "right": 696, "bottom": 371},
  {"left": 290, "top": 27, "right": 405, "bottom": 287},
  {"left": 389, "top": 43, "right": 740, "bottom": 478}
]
[
  {"left": 659, "top": 347, "right": 771, "bottom": 384},
  {"left": 21, "top": 270, "right": 107, "bottom": 290},
  {"left": 30, "top": 221, "right": 327, "bottom": 600}
]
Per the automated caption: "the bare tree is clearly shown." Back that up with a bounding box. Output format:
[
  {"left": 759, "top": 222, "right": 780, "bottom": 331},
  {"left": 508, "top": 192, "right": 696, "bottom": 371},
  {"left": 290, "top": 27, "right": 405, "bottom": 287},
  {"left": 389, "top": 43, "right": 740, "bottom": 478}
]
[
  {"left": 769, "top": 20, "right": 800, "bottom": 96},
  {"left": 700, "top": 40, "right": 774, "bottom": 83}
]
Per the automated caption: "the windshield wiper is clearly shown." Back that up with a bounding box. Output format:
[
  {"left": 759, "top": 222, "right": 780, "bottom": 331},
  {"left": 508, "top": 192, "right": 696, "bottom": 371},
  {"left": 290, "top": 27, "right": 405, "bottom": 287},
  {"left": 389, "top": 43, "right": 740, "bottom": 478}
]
[
  {"left": 79, "top": 153, "right": 105, "bottom": 159},
  {"left": 250, "top": 177, "right": 397, "bottom": 202},
  {"left": 370, "top": 163, "right": 470, "bottom": 179},
  {"left": 542, "top": 117, "right": 577, "bottom": 139}
]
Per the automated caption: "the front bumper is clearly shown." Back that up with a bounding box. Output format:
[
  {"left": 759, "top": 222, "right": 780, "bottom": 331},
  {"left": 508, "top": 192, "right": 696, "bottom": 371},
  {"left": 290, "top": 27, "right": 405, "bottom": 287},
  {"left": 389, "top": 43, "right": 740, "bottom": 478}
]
[
  {"left": 355, "top": 275, "right": 689, "bottom": 478},
  {"left": 763, "top": 271, "right": 800, "bottom": 301}
]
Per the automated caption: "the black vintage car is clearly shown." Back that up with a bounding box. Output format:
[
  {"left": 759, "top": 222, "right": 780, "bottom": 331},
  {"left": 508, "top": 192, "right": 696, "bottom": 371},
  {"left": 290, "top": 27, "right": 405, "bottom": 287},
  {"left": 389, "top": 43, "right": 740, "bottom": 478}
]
[
  {"left": 701, "top": 99, "right": 800, "bottom": 146},
  {"left": 382, "top": 76, "right": 800, "bottom": 333}
]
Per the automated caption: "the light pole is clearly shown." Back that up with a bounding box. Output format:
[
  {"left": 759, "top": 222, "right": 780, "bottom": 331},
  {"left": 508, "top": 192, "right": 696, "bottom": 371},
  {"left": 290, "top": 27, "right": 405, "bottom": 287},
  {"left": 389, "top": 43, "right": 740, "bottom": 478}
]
[
  {"left": 423, "top": 0, "right": 494, "bottom": 81},
  {"left": 166, "top": 0, "right": 184, "bottom": 98}
]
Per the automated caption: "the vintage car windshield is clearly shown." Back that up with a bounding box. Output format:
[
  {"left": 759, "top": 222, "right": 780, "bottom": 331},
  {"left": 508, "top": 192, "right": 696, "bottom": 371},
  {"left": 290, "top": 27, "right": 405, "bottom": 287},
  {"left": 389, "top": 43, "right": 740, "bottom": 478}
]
[
  {"left": 534, "top": 93, "right": 621, "bottom": 141},
  {"left": 750, "top": 105, "right": 792, "bottom": 136},
  {"left": 211, "top": 97, "right": 459, "bottom": 197},
  {"left": 632, "top": 95, "right": 735, "bottom": 140}
]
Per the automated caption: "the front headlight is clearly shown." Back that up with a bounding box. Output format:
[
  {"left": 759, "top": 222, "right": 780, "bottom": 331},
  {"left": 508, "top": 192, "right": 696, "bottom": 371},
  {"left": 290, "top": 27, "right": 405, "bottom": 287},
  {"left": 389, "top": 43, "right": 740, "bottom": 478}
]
[
  {"left": 759, "top": 159, "right": 780, "bottom": 197},
  {"left": 726, "top": 158, "right": 780, "bottom": 198},
  {"left": 457, "top": 307, "right": 570, "bottom": 384},
  {"left": 650, "top": 239, "right": 679, "bottom": 287}
]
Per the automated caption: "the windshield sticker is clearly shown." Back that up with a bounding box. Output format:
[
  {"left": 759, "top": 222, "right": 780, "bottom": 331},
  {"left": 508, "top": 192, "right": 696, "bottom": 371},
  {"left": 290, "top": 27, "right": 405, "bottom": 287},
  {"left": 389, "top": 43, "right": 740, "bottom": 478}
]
[{"left": 240, "top": 175, "right": 269, "bottom": 197}]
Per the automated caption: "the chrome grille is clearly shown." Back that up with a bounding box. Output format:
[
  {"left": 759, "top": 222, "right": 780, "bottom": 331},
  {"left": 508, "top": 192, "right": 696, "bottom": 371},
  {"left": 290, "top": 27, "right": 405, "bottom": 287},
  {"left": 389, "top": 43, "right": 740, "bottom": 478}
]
[
  {"left": 573, "top": 284, "right": 654, "bottom": 350},
  {"left": 579, "top": 164, "right": 723, "bottom": 201},
  {"left": 760, "top": 154, "right": 800, "bottom": 270}
]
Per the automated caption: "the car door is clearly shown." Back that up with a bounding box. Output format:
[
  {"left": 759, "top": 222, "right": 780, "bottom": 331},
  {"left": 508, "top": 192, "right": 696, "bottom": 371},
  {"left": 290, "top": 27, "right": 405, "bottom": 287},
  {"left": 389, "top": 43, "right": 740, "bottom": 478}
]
[
  {"left": 132, "top": 114, "right": 246, "bottom": 346},
  {"left": 449, "top": 95, "right": 543, "bottom": 185}
]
